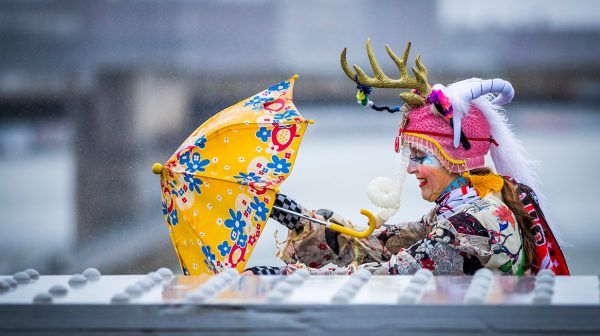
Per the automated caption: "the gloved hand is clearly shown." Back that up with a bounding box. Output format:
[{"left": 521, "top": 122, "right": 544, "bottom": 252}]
[
  {"left": 316, "top": 208, "right": 348, "bottom": 226},
  {"left": 316, "top": 209, "right": 344, "bottom": 255},
  {"left": 270, "top": 194, "right": 348, "bottom": 256}
]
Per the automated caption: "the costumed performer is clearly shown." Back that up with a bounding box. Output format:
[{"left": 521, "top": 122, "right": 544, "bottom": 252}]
[{"left": 245, "top": 40, "right": 569, "bottom": 276}]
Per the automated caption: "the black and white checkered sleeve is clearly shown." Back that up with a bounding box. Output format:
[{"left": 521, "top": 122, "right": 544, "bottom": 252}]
[
  {"left": 270, "top": 193, "right": 304, "bottom": 231},
  {"left": 245, "top": 266, "right": 283, "bottom": 275}
]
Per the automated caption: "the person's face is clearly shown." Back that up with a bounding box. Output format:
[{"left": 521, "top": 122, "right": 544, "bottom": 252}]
[{"left": 407, "top": 147, "right": 458, "bottom": 202}]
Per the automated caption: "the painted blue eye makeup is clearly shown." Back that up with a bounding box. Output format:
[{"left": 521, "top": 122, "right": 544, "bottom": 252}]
[
  {"left": 409, "top": 155, "right": 426, "bottom": 164},
  {"left": 409, "top": 154, "right": 439, "bottom": 167}
]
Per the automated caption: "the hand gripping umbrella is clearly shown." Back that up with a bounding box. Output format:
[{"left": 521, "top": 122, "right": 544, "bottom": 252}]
[{"left": 152, "top": 75, "right": 376, "bottom": 275}]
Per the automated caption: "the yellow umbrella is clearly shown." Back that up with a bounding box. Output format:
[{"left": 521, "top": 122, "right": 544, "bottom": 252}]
[{"left": 152, "top": 75, "right": 376, "bottom": 275}]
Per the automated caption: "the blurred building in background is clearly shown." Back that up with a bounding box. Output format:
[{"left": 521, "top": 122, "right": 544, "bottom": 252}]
[{"left": 1, "top": 0, "right": 599, "bottom": 274}]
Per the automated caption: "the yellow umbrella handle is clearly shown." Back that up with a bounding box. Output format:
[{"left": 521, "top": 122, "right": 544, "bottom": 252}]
[
  {"left": 272, "top": 206, "right": 377, "bottom": 238},
  {"left": 327, "top": 209, "right": 377, "bottom": 238}
]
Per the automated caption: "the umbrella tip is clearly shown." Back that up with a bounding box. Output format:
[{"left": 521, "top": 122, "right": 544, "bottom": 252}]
[
  {"left": 292, "top": 74, "right": 299, "bottom": 80},
  {"left": 152, "top": 163, "right": 163, "bottom": 175}
]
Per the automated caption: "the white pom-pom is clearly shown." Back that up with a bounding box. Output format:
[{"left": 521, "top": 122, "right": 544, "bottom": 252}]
[
  {"left": 365, "top": 144, "right": 409, "bottom": 226},
  {"left": 367, "top": 177, "right": 400, "bottom": 209}
]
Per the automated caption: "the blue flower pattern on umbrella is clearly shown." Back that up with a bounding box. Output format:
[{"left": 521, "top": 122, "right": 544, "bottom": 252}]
[
  {"left": 194, "top": 135, "right": 207, "bottom": 149},
  {"left": 267, "top": 81, "right": 290, "bottom": 92},
  {"left": 250, "top": 196, "right": 269, "bottom": 222},
  {"left": 255, "top": 127, "right": 271, "bottom": 143},
  {"left": 201, "top": 245, "right": 217, "bottom": 274},
  {"left": 201, "top": 245, "right": 216, "bottom": 261},
  {"left": 162, "top": 201, "right": 177, "bottom": 226},
  {"left": 186, "top": 152, "right": 210, "bottom": 173},
  {"left": 183, "top": 174, "right": 203, "bottom": 193},
  {"left": 237, "top": 233, "right": 248, "bottom": 248},
  {"left": 217, "top": 240, "right": 231, "bottom": 257},
  {"left": 244, "top": 95, "right": 274, "bottom": 110},
  {"left": 178, "top": 151, "right": 191, "bottom": 166},
  {"left": 162, "top": 201, "right": 169, "bottom": 216},
  {"left": 169, "top": 209, "right": 179, "bottom": 226},
  {"left": 233, "top": 172, "right": 261, "bottom": 185},
  {"left": 267, "top": 155, "right": 292, "bottom": 175},
  {"left": 168, "top": 178, "right": 178, "bottom": 190},
  {"left": 224, "top": 209, "right": 247, "bottom": 237},
  {"left": 273, "top": 109, "right": 299, "bottom": 123}
]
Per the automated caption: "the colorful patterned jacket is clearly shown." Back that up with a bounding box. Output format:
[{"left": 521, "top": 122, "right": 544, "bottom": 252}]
[{"left": 249, "top": 181, "right": 569, "bottom": 276}]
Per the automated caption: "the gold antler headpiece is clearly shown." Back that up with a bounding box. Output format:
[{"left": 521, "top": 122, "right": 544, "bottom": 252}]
[{"left": 340, "top": 38, "right": 431, "bottom": 108}]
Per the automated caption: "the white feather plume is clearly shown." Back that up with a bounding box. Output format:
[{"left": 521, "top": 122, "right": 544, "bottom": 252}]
[{"left": 445, "top": 79, "right": 539, "bottom": 194}]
